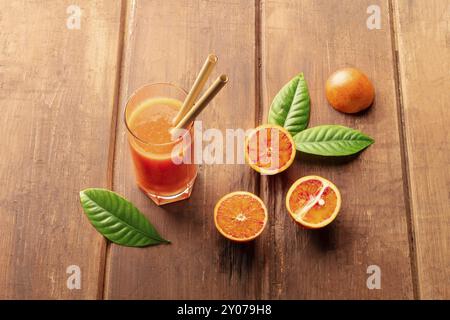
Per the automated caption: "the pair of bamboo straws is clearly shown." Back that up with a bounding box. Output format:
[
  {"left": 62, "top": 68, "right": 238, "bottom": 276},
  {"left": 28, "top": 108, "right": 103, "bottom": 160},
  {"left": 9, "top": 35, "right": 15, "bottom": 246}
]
[{"left": 171, "top": 54, "right": 228, "bottom": 133}]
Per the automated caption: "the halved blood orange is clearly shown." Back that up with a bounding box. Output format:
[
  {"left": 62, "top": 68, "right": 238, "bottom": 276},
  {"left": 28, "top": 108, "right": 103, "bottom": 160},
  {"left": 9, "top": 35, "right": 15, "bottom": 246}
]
[
  {"left": 214, "top": 191, "right": 268, "bottom": 242},
  {"left": 245, "top": 124, "right": 296, "bottom": 175},
  {"left": 286, "top": 175, "right": 341, "bottom": 229}
]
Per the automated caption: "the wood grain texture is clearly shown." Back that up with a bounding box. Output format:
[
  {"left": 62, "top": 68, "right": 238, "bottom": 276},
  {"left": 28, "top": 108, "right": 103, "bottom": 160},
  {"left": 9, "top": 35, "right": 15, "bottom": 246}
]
[
  {"left": 0, "top": 1, "right": 123, "bottom": 298},
  {"left": 1, "top": 0, "right": 447, "bottom": 300},
  {"left": 261, "top": 0, "right": 414, "bottom": 298},
  {"left": 393, "top": 0, "right": 450, "bottom": 299},
  {"left": 105, "top": 0, "right": 262, "bottom": 299}
]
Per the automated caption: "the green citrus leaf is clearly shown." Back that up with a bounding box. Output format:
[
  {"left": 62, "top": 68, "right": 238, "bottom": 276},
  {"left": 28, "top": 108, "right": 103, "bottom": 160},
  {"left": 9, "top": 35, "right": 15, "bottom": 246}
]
[
  {"left": 268, "top": 73, "right": 310, "bottom": 136},
  {"left": 293, "top": 125, "right": 374, "bottom": 156},
  {"left": 79, "top": 188, "right": 170, "bottom": 247}
]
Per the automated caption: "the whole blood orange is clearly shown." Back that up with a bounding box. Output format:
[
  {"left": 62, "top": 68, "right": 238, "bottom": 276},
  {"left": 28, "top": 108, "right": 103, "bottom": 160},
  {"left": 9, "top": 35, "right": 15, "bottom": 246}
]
[
  {"left": 325, "top": 67, "right": 375, "bottom": 113},
  {"left": 286, "top": 175, "right": 341, "bottom": 229},
  {"left": 214, "top": 191, "right": 268, "bottom": 242},
  {"left": 245, "top": 124, "right": 296, "bottom": 175}
]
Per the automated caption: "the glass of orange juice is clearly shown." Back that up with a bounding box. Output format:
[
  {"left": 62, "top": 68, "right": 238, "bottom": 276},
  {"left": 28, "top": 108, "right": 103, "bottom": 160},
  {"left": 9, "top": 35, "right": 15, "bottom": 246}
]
[{"left": 124, "top": 83, "right": 197, "bottom": 205}]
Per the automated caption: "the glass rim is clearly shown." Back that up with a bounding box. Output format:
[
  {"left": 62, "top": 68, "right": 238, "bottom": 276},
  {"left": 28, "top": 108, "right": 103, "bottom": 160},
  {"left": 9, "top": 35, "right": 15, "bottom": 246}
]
[{"left": 124, "top": 82, "right": 192, "bottom": 147}]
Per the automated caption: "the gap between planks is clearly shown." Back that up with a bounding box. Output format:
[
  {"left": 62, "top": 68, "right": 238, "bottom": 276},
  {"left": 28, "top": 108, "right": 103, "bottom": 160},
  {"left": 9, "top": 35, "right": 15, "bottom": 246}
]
[
  {"left": 254, "top": 0, "right": 269, "bottom": 299},
  {"left": 254, "top": 0, "right": 263, "bottom": 198},
  {"left": 388, "top": 0, "right": 420, "bottom": 300},
  {"left": 99, "top": 0, "right": 128, "bottom": 300}
]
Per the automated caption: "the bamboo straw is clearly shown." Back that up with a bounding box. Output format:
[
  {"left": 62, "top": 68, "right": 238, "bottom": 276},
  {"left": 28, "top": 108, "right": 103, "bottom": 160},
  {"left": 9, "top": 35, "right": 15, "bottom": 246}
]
[
  {"left": 171, "top": 74, "right": 228, "bottom": 132},
  {"left": 172, "top": 54, "right": 218, "bottom": 126}
]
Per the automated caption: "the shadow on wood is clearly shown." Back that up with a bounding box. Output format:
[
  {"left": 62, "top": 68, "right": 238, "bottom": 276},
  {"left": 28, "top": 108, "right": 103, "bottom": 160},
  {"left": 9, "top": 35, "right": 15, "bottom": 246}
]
[
  {"left": 296, "top": 151, "right": 362, "bottom": 166},
  {"left": 218, "top": 237, "right": 255, "bottom": 279},
  {"left": 307, "top": 224, "right": 338, "bottom": 252}
]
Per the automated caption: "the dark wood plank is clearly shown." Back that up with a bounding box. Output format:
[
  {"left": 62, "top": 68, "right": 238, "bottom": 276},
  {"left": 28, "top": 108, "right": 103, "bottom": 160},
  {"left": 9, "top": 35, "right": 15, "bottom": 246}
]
[
  {"left": 0, "top": 1, "right": 123, "bottom": 298},
  {"left": 105, "top": 0, "right": 262, "bottom": 299},
  {"left": 261, "top": 0, "right": 414, "bottom": 299},
  {"left": 394, "top": 0, "right": 450, "bottom": 299}
]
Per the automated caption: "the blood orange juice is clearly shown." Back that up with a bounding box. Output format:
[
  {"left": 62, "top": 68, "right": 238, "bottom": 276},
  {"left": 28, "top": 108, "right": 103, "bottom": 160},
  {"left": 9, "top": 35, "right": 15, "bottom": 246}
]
[{"left": 125, "top": 83, "right": 197, "bottom": 205}]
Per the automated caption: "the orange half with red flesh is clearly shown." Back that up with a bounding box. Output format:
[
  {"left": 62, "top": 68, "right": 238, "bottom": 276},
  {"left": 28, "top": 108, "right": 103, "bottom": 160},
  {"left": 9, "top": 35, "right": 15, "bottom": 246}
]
[
  {"left": 286, "top": 175, "right": 341, "bottom": 229},
  {"left": 245, "top": 124, "right": 296, "bottom": 175}
]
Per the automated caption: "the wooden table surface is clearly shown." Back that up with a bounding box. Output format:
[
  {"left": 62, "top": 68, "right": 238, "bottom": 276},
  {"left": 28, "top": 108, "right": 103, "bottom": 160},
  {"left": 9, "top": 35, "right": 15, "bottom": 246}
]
[{"left": 0, "top": 0, "right": 449, "bottom": 300}]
